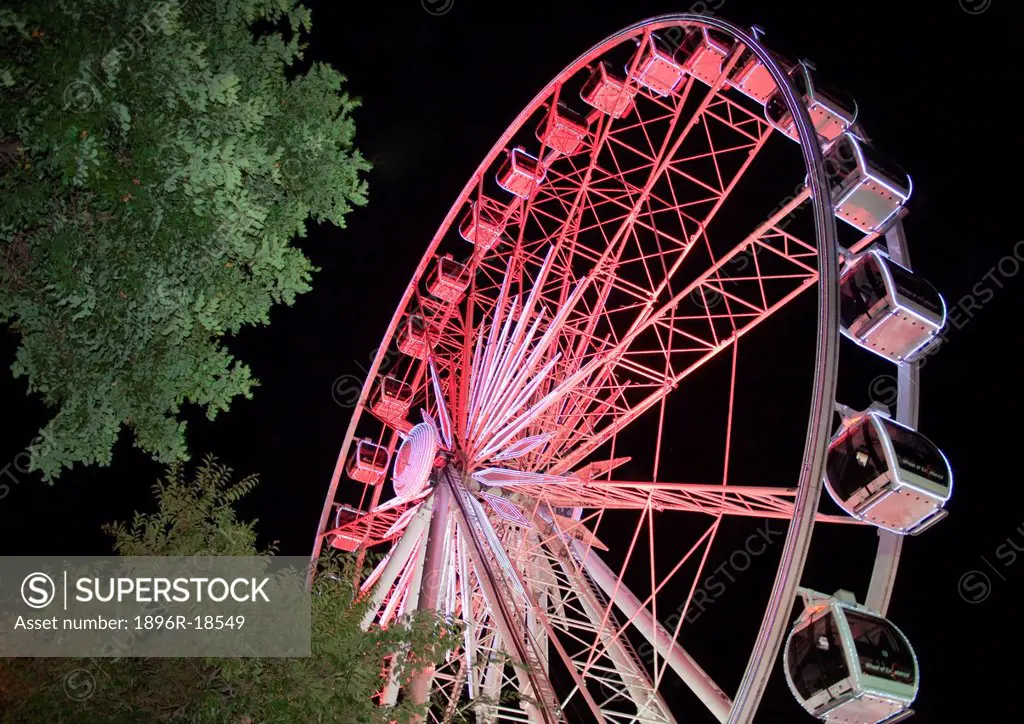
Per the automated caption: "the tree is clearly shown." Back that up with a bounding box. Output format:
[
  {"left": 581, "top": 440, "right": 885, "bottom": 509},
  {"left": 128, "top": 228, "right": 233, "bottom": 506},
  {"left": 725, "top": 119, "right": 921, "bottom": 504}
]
[
  {"left": 0, "top": 456, "right": 459, "bottom": 723},
  {"left": 0, "top": 1, "right": 370, "bottom": 479}
]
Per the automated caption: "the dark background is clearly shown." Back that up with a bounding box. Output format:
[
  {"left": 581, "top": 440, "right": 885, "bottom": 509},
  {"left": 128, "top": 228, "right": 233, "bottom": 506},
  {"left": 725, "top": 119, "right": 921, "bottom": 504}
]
[{"left": 2, "top": 0, "right": 1021, "bottom": 721}]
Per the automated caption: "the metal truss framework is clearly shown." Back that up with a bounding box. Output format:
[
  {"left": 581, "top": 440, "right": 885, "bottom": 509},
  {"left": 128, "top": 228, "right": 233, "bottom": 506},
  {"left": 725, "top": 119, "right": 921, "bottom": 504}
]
[{"left": 309, "top": 13, "right": 923, "bottom": 724}]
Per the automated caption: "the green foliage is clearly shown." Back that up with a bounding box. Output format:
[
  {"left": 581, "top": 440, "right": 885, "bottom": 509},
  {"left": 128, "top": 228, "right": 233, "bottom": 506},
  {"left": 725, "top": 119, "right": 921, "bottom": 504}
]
[
  {"left": 102, "top": 455, "right": 265, "bottom": 557},
  {"left": 0, "top": 457, "right": 460, "bottom": 723},
  {"left": 0, "top": 1, "right": 370, "bottom": 479}
]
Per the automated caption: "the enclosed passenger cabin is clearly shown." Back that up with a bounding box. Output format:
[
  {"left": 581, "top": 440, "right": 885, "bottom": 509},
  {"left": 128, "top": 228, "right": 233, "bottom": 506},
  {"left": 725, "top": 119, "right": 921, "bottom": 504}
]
[
  {"left": 581, "top": 62, "right": 637, "bottom": 118},
  {"left": 396, "top": 314, "right": 434, "bottom": 360},
  {"left": 765, "top": 62, "right": 857, "bottom": 145},
  {"left": 674, "top": 27, "right": 736, "bottom": 87},
  {"left": 727, "top": 48, "right": 791, "bottom": 104},
  {"left": 330, "top": 504, "right": 365, "bottom": 551},
  {"left": 839, "top": 250, "right": 945, "bottom": 363},
  {"left": 537, "top": 102, "right": 590, "bottom": 156},
  {"left": 346, "top": 439, "right": 390, "bottom": 486},
  {"left": 825, "top": 410, "right": 951, "bottom": 535},
  {"left": 827, "top": 134, "right": 912, "bottom": 233},
  {"left": 427, "top": 254, "right": 470, "bottom": 303},
  {"left": 459, "top": 199, "right": 508, "bottom": 253},
  {"left": 626, "top": 34, "right": 685, "bottom": 97},
  {"left": 496, "top": 147, "right": 546, "bottom": 199},
  {"left": 785, "top": 597, "right": 918, "bottom": 723},
  {"left": 371, "top": 375, "right": 413, "bottom": 423}
]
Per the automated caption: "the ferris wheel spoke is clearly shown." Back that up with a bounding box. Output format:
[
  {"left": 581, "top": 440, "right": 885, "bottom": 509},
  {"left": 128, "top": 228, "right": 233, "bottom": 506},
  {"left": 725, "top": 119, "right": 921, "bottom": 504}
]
[
  {"left": 543, "top": 194, "right": 812, "bottom": 460},
  {"left": 421, "top": 111, "right": 781, "bottom": 469},
  {"left": 499, "top": 480, "right": 861, "bottom": 524},
  {"left": 573, "top": 539, "right": 735, "bottom": 723},
  {"left": 542, "top": 194, "right": 819, "bottom": 475},
  {"left": 508, "top": 516, "right": 676, "bottom": 722},
  {"left": 521, "top": 170, "right": 790, "bottom": 472},
  {"left": 408, "top": 506, "right": 532, "bottom": 720},
  {"left": 424, "top": 583, "right": 508, "bottom": 721},
  {"left": 446, "top": 474, "right": 606, "bottom": 722},
  {"left": 448, "top": 64, "right": 770, "bottom": 396},
  {"left": 529, "top": 502, "right": 732, "bottom": 722},
  {"left": 552, "top": 500, "right": 735, "bottom": 722},
  {"left": 453, "top": 475, "right": 682, "bottom": 723},
  {"left": 358, "top": 503, "right": 429, "bottom": 629}
]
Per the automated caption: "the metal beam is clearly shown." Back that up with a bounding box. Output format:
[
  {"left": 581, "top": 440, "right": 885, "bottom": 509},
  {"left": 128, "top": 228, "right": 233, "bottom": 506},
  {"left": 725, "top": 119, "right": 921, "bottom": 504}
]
[
  {"left": 407, "top": 481, "right": 453, "bottom": 719},
  {"left": 719, "top": 15, "right": 841, "bottom": 723},
  {"left": 360, "top": 502, "right": 431, "bottom": 630},
  {"left": 445, "top": 472, "right": 576, "bottom": 723},
  {"left": 865, "top": 218, "right": 916, "bottom": 614}
]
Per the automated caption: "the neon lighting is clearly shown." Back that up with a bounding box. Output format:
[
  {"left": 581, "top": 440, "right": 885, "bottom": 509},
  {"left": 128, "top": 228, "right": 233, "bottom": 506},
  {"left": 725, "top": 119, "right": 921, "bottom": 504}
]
[
  {"left": 873, "top": 414, "right": 952, "bottom": 502},
  {"left": 372, "top": 487, "right": 430, "bottom": 514},
  {"left": 428, "top": 356, "right": 455, "bottom": 451},
  {"left": 494, "top": 432, "right": 554, "bottom": 461},
  {"left": 476, "top": 354, "right": 563, "bottom": 460},
  {"left": 471, "top": 304, "right": 551, "bottom": 443},
  {"left": 465, "top": 324, "right": 488, "bottom": 434},
  {"left": 459, "top": 487, "right": 528, "bottom": 602},
  {"left": 785, "top": 597, "right": 918, "bottom": 718},
  {"left": 393, "top": 422, "right": 438, "bottom": 501},
  {"left": 481, "top": 492, "right": 532, "bottom": 527},
  {"left": 841, "top": 250, "right": 945, "bottom": 363},
  {"left": 474, "top": 274, "right": 590, "bottom": 460},
  {"left": 471, "top": 467, "right": 573, "bottom": 488},
  {"left": 455, "top": 525, "right": 475, "bottom": 699}
]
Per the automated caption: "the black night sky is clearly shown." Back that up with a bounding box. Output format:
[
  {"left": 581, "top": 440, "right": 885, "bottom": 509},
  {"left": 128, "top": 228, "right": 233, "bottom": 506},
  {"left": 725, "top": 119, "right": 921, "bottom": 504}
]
[{"left": 2, "top": 1, "right": 1022, "bottom": 721}]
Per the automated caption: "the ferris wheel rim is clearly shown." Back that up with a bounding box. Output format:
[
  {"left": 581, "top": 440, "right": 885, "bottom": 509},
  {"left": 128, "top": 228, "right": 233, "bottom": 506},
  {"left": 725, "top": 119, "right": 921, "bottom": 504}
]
[
  {"left": 313, "top": 8, "right": 840, "bottom": 561},
  {"left": 306, "top": 13, "right": 929, "bottom": 723}
]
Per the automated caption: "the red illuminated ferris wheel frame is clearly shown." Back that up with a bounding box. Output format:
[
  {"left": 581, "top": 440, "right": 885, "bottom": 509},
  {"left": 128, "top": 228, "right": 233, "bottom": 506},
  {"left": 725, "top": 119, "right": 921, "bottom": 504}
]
[{"left": 312, "top": 13, "right": 924, "bottom": 723}]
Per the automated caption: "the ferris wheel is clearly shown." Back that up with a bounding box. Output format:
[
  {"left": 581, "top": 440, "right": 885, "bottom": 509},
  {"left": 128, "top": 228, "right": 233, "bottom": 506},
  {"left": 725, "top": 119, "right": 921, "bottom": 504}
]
[{"left": 312, "top": 14, "right": 952, "bottom": 724}]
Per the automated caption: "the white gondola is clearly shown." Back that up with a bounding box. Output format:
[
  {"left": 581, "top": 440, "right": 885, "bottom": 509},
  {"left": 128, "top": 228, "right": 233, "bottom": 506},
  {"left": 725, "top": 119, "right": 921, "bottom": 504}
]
[
  {"left": 459, "top": 199, "right": 508, "bottom": 252},
  {"left": 496, "top": 147, "right": 546, "bottom": 199},
  {"left": 625, "top": 34, "right": 685, "bottom": 96},
  {"left": 396, "top": 314, "right": 433, "bottom": 360},
  {"left": 345, "top": 439, "right": 390, "bottom": 486},
  {"left": 370, "top": 375, "right": 413, "bottom": 423},
  {"left": 765, "top": 61, "right": 857, "bottom": 145},
  {"left": 427, "top": 254, "right": 471, "bottom": 303},
  {"left": 330, "top": 504, "right": 365, "bottom": 551},
  {"left": 840, "top": 249, "right": 945, "bottom": 363},
  {"left": 674, "top": 27, "right": 736, "bottom": 87},
  {"left": 785, "top": 591, "right": 918, "bottom": 723},
  {"left": 826, "top": 409, "right": 951, "bottom": 535},
  {"left": 537, "top": 102, "right": 590, "bottom": 155},
  {"left": 827, "top": 134, "right": 912, "bottom": 233},
  {"left": 581, "top": 61, "right": 636, "bottom": 118}
]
